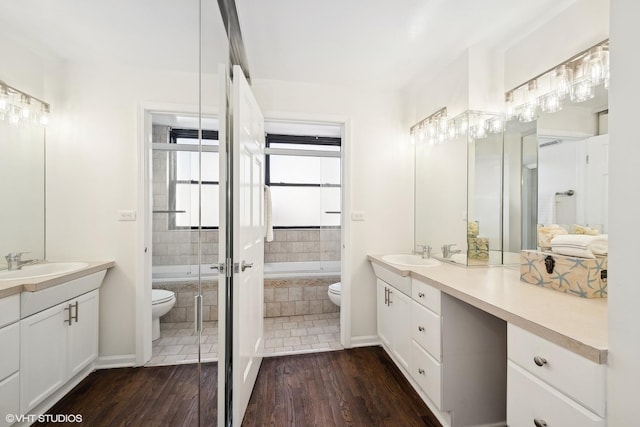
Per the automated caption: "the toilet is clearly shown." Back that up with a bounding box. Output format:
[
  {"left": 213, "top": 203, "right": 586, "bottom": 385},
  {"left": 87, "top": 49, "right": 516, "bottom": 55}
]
[
  {"left": 327, "top": 282, "right": 341, "bottom": 307},
  {"left": 152, "top": 289, "right": 176, "bottom": 341}
]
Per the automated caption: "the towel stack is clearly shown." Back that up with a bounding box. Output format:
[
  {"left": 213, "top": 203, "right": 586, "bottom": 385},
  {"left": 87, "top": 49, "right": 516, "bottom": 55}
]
[{"left": 550, "top": 234, "right": 608, "bottom": 259}]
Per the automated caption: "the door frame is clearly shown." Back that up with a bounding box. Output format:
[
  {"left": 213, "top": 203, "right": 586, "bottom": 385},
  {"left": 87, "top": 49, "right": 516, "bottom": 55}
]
[
  {"left": 135, "top": 102, "right": 219, "bottom": 366},
  {"left": 262, "top": 111, "right": 353, "bottom": 348}
]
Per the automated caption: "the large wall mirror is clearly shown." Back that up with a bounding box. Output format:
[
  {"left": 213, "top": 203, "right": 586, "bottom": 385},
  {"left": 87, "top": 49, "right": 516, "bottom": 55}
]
[
  {"left": 0, "top": 124, "right": 46, "bottom": 265},
  {"left": 415, "top": 111, "right": 504, "bottom": 266},
  {"left": 504, "top": 85, "right": 608, "bottom": 258}
]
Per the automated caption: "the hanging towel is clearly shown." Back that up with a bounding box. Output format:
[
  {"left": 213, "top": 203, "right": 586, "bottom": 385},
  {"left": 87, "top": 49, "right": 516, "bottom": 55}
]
[
  {"left": 550, "top": 234, "right": 608, "bottom": 258},
  {"left": 264, "top": 185, "right": 274, "bottom": 242}
]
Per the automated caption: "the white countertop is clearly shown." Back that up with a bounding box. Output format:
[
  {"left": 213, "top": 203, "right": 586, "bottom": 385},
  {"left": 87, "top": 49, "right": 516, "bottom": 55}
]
[
  {"left": 0, "top": 261, "right": 115, "bottom": 298},
  {"left": 368, "top": 255, "right": 607, "bottom": 364}
]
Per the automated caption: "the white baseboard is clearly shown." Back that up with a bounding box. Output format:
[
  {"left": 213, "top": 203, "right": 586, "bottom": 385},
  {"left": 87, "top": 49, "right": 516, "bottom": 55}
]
[
  {"left": 348, "top": 335, "right": 380, "bottom": 348},
  {"left": 94, "top": 354, "right": 136, "bottom": 369}
]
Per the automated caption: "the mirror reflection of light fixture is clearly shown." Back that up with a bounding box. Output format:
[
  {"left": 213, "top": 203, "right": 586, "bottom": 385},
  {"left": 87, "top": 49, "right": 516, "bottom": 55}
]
[
  {"left": 504, "top": 39, "right": 608, "bottom": 122},
  {"left": 0, "top": 80, "right": 50, "bottom": 127}
]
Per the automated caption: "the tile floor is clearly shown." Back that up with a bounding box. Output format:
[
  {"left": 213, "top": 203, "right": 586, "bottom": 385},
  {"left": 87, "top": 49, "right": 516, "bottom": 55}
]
[
  {"left": 146, "top": 321, "right": 218, "bottom": 367},
  {"left": 264, "top": 312, "right": 342, "bottom": 356},
  {"left": 148, "top": 312, "right": 341, "bottom": 367}
]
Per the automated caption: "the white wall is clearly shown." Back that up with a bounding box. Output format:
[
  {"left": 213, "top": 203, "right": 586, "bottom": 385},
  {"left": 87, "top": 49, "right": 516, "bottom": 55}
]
[
  {"left": 608, "top": 0, "right": 640, "bottom": 422},
  {"left": 504, "top": 0, "right": 609, "bottom": 90},
  {"left": 251, "top": 79, "right": 413, "bottom": 341},
  {"left": 46, "top": 62, "right": 217, "bottom": 357}
]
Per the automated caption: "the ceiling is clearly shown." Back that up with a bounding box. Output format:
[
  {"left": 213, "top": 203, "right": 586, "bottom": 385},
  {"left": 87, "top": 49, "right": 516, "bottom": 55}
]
[{"left": 0, "top": 0, "right": 577, "bottom": 90}]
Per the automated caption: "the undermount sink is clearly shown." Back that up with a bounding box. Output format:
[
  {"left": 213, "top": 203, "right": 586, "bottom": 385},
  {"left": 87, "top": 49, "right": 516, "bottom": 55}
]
[
  {"left": 381, "top": 254, "right": 441, "bottom": 267},
  {"left": 0, "top": 262, "right": 89, "bottom": 282}
]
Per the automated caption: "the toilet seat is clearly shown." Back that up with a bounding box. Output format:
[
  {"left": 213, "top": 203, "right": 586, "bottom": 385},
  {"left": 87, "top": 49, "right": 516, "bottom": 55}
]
[
  {"left": 152, "top": 289, "right": 175, "bottom": 305},
  {"left": 329, "top": 282, "right": 341, "bottom": 294}
]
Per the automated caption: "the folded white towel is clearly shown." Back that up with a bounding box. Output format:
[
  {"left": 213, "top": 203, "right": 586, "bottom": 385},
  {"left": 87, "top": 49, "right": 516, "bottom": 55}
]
[
  {"left": 264, "top": 185, "right": 274, "bottom": 242},
  {"left": 550, "top": 234, "right": 608, "bottom": 258}
]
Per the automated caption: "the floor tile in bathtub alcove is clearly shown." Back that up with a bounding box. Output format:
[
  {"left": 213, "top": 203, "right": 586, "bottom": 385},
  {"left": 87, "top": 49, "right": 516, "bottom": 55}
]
[
  {"left": 146, "top": 321, "right": 218, "bottom": 367},
  {"left": 263, "top": 312, "right": 342, "bottom": 356}
]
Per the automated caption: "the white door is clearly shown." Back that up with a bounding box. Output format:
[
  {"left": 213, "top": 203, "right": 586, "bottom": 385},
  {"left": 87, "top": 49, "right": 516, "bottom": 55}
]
[{"left": 232, "top": 65, "right": 265, "bottom": 424}]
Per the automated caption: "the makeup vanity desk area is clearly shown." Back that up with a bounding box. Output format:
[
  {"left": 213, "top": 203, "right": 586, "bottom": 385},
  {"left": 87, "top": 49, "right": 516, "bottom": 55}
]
[{"left": 368, "top": 255, "right": 607, "bottom": 427}]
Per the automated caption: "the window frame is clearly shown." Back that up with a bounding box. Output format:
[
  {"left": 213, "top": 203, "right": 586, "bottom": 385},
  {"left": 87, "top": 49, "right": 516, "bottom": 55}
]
[
  {"left": 169, "top": 128, "right": 220, "bottom": 230},
  {"left": 265, "top": 133, "right": 342, "bottom": 229}
]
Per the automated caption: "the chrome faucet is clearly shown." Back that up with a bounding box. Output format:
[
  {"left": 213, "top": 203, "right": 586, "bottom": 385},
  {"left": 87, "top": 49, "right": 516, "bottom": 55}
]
[
  {"left": 441, "top": 244, "right": 462, "bottom": 259},
  {"left": 4, "top": 252, "right": 39, "bottom": 271},
  {"left": 414, "top": 244, "right": 432, "bottom": 259}
]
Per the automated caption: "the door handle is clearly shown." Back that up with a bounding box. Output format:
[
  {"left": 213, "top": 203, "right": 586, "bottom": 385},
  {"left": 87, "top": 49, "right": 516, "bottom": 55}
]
[{"left": 241, "top": 260, "right": 253, "bottom": 272}]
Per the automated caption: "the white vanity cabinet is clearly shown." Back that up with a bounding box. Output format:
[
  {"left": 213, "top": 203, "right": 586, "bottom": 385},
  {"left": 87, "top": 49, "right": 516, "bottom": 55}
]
[
  {"left": 507, "top": 324, "right": 606, "bottom": 426},
  {"left": 376, "top": 278, "right": 411, "bottom": 370},
  {"left": 409, "top": 278, "right": 507, "bottom": 426},
  {"left": 0, "top": 294, "right": 21, "bottom": 427},
  {"left": 20, "top": 289, "right": 99, "bottom": 413}
]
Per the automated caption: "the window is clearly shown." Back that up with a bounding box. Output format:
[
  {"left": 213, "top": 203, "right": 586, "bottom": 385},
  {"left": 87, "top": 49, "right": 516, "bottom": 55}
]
[
  {"left": 266, "top": 134, "right": 341, "bottom": 228},
  {"left": 170, "top": 129, "right": 219, "bottom": 229}
]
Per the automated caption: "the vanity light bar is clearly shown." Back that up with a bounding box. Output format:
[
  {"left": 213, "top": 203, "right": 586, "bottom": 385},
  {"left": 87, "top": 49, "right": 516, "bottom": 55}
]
[
  {"left": 505, "top": 39, "right": 609, "bottom": 122},
  {"left": 410, "top": 108, "right": 503, "bottom": 145},
  {"left": 0, "top": 80, "right": 50, "bottom": 127}
]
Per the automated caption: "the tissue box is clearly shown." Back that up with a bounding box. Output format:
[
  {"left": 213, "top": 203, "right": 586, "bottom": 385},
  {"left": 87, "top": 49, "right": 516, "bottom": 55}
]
[
  {"left": 468, "top": 237, "right": 489, "bottom": 260},
  {"left": 520, "top": 250, "right": 607, "bottom": 298}
]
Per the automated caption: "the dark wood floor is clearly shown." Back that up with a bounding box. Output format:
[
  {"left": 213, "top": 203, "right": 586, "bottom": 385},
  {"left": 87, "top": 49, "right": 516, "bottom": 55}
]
[
  {"left": 36, "top": 347, "right": 439, "bottom": 427},
  {"left": 243, "top": 347, "right": 440, "bottom": 427}
]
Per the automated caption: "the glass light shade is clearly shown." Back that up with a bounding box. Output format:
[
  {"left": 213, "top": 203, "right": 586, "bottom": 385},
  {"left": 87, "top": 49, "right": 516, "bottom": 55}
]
[
  {"left": 553, "top": 65, "right": 573, "bottom": 99},
  {"left": 8, "top": 105, "right": 20, "bottom": 126},
  {"left": 505, "top": 92, "right": 516, "bottom": 120},
  {"left": 457, "top": 116, "right": 468, "bottom": 135},
  {"left": 540, "top": 92, "right": 562, "bottom": 113},
  {"left": 488, "top": 117, "right": 503, "bottom": 134},
  {"left": 0, "top": 86, "right": 8, "bottom": 113},
  {"left": 525, "top": 80, "right": 539, "bottom": 108},
  {"left": 519, "top": 104, "right": 537, "bottom": 123},
  {"left": 20, "top": 94, "right": 31, "bottom": 119}
]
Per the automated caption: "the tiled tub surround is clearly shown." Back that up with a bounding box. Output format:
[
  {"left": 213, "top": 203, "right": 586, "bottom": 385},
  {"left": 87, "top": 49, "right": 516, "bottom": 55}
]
[
  {"left": 152, "top": 227, "right": 341, "bottom": 268},
  {"left": 153, "top": 261, "right": 340, "bottom": 322},
  {"left": 154, "top": 280, "right": 218, "bottom": 323},
  {"left": 264, "top": 275, "right": 341, "bottom": 317}
]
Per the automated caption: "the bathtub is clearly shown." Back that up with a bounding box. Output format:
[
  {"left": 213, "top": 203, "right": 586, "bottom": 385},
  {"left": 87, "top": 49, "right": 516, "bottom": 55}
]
[
  {"left": 152, "top": 260, "right": 341, "bottom": 283},
  {"left": 152, "top": 261, "right": 341, "bottom": 321}
]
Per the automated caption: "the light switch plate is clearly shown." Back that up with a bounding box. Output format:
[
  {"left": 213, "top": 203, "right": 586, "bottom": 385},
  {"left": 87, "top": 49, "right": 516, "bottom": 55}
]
[
  {"left": 351, "top": 211, "right": 365, "bottom": 221},
  {"left": 118, "top": 210, "right": 137, "bottom": 221}
]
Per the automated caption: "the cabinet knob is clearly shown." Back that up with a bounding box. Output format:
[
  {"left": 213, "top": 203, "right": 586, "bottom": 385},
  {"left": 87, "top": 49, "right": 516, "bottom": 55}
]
[
  {"left": 418, "top": 292, "right": 425, "bottom": 298},
  {"left": 533, "top": 418, "right": 548, "bottom": 427},
  {"left": 418, "top": 326, "right": 425, "bottom": 332},
  {"left": 533, "top": 356, "right": 548, "bottom": 367},
  {"left": 418, "top": 368, "right": 425, "bottom": 375}
]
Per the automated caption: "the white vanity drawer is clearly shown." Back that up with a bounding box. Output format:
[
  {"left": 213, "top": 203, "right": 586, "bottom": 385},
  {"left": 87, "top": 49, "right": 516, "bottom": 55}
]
[
  {"left": 0, "top": 294, "right": 20, "bottom": 328},
  {"left": 411, "top": 278, "right": 440, "bottom": 314},
  {"left": 411, "top": 301, "right": 441, "bottom": 361},
  {"left": 0, "top": 322, "right": 19, "bottom": 381},
  {"left": 411, "top": 340, "right": 442, "bottom": 410},
  {"left": 508, "top": 324, "right": 606, "bottom": 417},
  {"left": 0, "top": 371, "right": 19, "bottom": 427},
  {"left": 508, "top": 361, "right": 605, "bottom": 427}
]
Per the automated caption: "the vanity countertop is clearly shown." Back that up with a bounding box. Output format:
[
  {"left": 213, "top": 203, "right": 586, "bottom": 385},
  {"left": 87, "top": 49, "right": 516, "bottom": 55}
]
[
  {"left": 368, "top": 255, "right": 608, "bottom": 364},
  {"left": 0, "top": 261, "right": 115, "bottom": 298}
]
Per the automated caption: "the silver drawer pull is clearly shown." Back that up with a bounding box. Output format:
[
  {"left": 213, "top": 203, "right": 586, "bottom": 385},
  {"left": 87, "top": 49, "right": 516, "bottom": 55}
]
[
  {"left": 418, "top": 368, "right": 425, "bottom": 375},
  {"left": 533, "top": 418, "right": 548, "bottom": 427},
  {"left": 533, "top": 356, "right": 548, "bottom": 367},
  {"left": 418, "top": 326, "right": 425, "bottom": 332},
  {"left": 418, "top": 292, "right": 425, "bottom": 298}
]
